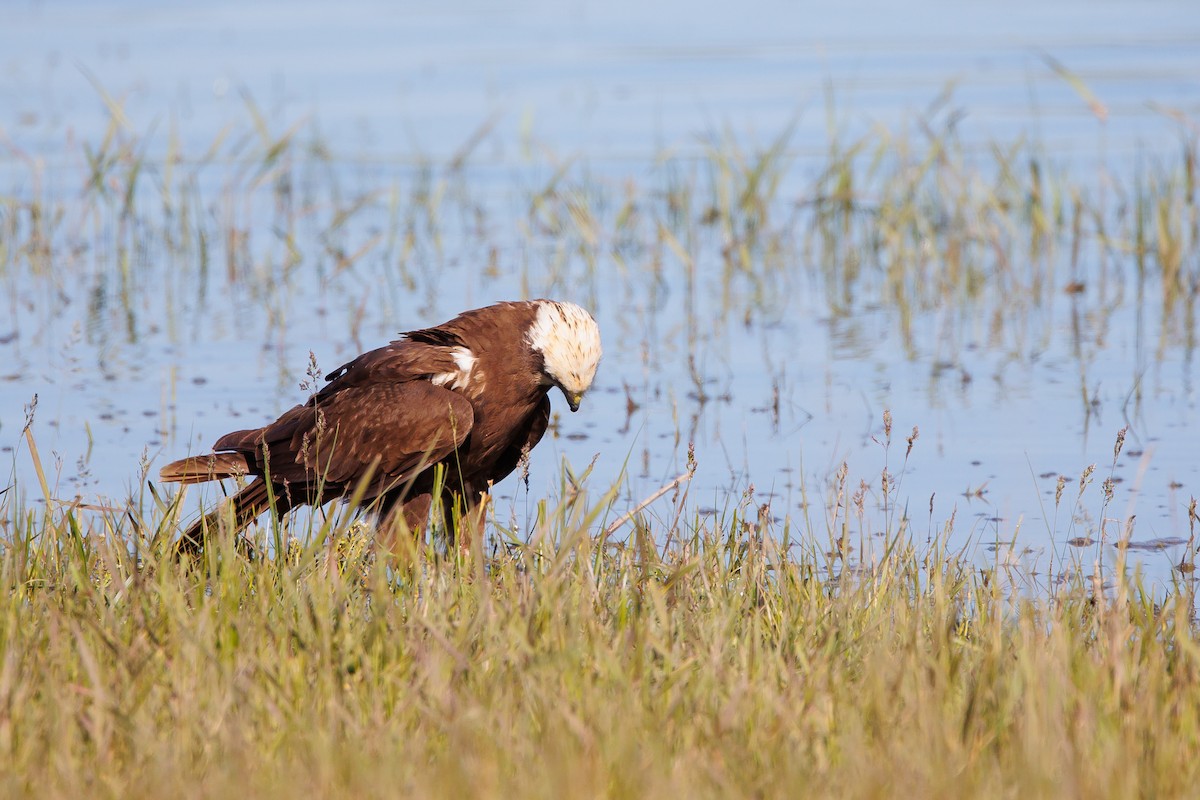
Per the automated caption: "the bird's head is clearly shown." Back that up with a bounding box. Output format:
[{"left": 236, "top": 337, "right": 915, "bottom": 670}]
[{"left": 527, "top": 300, "right": 602, "bottom": 412}]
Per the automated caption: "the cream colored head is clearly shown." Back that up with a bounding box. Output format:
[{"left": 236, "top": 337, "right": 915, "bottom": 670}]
[{"left": 527, "top": 300, "right": 602, "bottom": 412}]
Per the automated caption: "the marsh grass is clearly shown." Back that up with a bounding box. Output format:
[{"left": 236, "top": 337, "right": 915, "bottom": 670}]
[
  {"left": 4, "top": 98, "right": 1200, "bottom": 796},
  {"left": 5, "top": 99, "right": 1196, "bottom": 360},
  {"left": 2, "top": 422, "right": 1200, "bottom": 799}
]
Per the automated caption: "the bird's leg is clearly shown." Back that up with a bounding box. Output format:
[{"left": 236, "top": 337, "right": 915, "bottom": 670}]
[{"left": 377, "top": 492, "right": 433, "bottom": 552}]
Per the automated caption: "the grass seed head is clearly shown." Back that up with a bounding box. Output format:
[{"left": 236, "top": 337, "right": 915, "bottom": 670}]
[{"left": 1079, "top": 464, "right": 1095, "bottom": 496}]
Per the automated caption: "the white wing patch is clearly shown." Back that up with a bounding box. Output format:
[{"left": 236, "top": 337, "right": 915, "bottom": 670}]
[{"left": 431, "top": 346, "right": 479, "bottom": 391}]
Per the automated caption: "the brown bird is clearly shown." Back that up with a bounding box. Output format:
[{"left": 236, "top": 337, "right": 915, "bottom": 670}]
[{"left": 160, "top": 300, "right": 602, "bottom": 554}]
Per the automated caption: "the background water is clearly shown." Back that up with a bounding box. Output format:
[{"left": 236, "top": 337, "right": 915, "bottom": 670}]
[{"left": 2, "top": 0, "right": 1199, "bottom": 582}]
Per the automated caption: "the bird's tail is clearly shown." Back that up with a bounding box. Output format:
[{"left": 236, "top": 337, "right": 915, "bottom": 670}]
[
  {"left": 160, "top": 452, "right": 250, "bottom": 485},
  {"left": 174, "top": 479, "right": 291, "bottom": 559}
]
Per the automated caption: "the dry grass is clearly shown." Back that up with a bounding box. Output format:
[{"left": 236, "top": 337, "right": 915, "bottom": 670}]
[{"left": 0, "top": 439, "right": 1199, "bottom": 799}]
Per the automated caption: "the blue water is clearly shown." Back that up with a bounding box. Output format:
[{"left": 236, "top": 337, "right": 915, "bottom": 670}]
[
  {"left": 2, "top": 0, "right": 1199, "bottom": 583},
  {"left": 6, "top": 0, "right": 1197, "bottom": 161}
]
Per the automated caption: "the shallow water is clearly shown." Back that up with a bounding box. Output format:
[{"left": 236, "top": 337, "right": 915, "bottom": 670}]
[{"left": 2, "top": 0, "right": 1199, "bottom": 583}]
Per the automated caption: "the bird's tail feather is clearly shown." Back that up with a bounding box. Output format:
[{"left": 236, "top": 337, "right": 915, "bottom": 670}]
[
  {"left": 160, "top": 452, "right": 250, "bottom": 485},
  {"left": 175, "top": 479, "right": 290, "bottom": 559}
]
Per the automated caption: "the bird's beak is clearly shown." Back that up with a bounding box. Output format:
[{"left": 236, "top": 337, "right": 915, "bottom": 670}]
[{"left": 562, "top": 388, "right": 583, "bottom": 413}]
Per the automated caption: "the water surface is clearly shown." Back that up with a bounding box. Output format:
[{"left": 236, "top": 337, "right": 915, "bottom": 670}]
[{"left": 2, "top": 0, "right": 1199, "bottom": 583}]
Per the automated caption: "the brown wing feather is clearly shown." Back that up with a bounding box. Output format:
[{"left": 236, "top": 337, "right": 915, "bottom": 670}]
[
  {"left": 318, "top": 340, "right": 458, "bottom": 395},
  {"left": 214, "top": 381, "right": 474, "bottom": 496}
]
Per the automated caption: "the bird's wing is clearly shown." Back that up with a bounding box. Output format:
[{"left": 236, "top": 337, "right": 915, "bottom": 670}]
[
  {"left": 318, "top": 340, "right": 459, "bottom": 395},
  {"left": 215, "top": 380, "right": 474, "bottom": 490}
]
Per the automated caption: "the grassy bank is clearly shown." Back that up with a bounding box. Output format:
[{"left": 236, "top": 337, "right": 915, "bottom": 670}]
[{"left": 1, "top": 458, "right": 1198, "bottom": 799}]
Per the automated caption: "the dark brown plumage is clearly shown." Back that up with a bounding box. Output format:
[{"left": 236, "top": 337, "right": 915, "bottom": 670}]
[{"left": 160, "top": 300, "right": 601, "bottom": 555}]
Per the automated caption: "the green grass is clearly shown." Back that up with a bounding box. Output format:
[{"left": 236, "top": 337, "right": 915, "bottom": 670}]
[{"left": 2, "top": 439, "right": 1199, "bottom": 799}]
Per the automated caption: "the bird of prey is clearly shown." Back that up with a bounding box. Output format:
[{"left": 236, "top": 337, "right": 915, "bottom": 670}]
[{"left": 159, "top": 299, "right": 602, "bottom": 554}]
